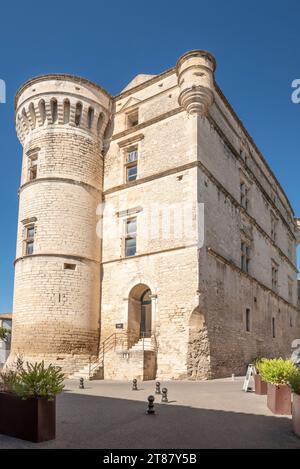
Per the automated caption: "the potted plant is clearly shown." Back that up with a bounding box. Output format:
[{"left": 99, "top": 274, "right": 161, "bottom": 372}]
[
  {"left": 259, "top": 358, "right": 296, "bottom": 415},
  {"left": 253, "top": 357, "right": 268, "bottom": 395},
  {"left": 289, "top": 371, "right": 300, "bottom": 438},
  {"left": 0, "top": 361, "right": 64, "bottom": 442}
]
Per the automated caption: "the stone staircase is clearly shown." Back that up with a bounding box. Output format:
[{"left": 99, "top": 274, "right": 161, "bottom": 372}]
[
  {"left": 69, "top": 361, "right": 103, "bottom": 380},
  {"left": 69, "top": 333, "right": 157, "bottom": 380},
  {"left": 129, "top": 338, "right": 154, "bottom": 352}
]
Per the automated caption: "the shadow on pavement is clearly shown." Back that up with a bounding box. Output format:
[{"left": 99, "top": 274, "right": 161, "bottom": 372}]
[{"left": 0, "top": 392, "right": 299, "bottom": 449}]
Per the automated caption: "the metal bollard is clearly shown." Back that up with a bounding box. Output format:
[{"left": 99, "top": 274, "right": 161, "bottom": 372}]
[
  {"left": 79, "top": 377, "right": 84, "bottom": 389},
  {"left": 161, "top": 387, "right": 168, "bottom": 403},
  {"left": 132, "top": 378, "right": 138, "bottom": 391},
  {"left": 146, "top": 395, "right": 155, "bottom": 414},
  {"left": 155, "top": 381, "right": 161, "bottom": 394}
]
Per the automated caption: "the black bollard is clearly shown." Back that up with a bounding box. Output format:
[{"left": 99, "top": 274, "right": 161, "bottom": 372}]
[
  {"left": 79, "top": 377, "right": 84, "bottom": 389},
  {"left": 161, "top": 387, "right": 168, "bottom": 403},
  {"left": 132, "top": 378, "right": 138, "bottom": 391},
  {"left": 155, "top": 381, "right": 161, "bottom": 394},
  {"left": 146, "top": 395, "right": 155, "bottom": 414}
]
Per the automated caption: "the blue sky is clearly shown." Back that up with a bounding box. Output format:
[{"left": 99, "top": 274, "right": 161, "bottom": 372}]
[{"left": 0, "top": 0, "right": 299, "bottom": 312}]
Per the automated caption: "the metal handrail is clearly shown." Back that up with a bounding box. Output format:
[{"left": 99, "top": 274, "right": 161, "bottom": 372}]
[{"left": 88, "top": 330, "right": 157, "bottom": 378}]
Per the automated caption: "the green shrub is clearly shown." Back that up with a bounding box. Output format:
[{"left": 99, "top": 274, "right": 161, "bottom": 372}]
[
  {"left": 0, "top": 361, "right": 65, "bottom": 400},
  {"left": 259, "top": 358, "right": 297, "bottom": 385},
  {"left": 0, "top": 327, "right": 10, "bottom": 341},
  {"left": 253, "top": 357, "right": 267, "bottom": 373},
  {"left": 289, "top": 372, "right": 300, "bottom": 395}
]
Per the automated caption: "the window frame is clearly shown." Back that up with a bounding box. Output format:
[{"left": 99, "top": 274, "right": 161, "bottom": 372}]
[
  {"left": 272, "top": 317, "right": 276, "bottom": 338},
  {"left": 27, "top": 153, "right": 38, "bottom": 182},
  {"left": 271, "top": 261, "right": 279, "bottom": 292},
  {"left": 126, "top": 109, "right": 139, "bottom": 129},
  {"left": 245, "top": 308, "right": 251, "bottom": 332},
  {"left": 124, "top": 217, "right": 137, "bottom": 257},
  {"left": 270, "top": 212, "right": 278, "bottom": 243},
  {"left": 124, "top": 146, "right": 138, "bottom": 183},
  {"left": 24, "top": 224, "right": 35, "bottom": 256},
  {"left": 241, "top": 240, "right": 251, "bottom": 273},
  {"left": 240, "top": 181, "right": 249, "bottom": 210}
]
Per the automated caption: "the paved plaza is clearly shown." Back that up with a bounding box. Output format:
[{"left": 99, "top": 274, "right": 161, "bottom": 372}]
[{"left": 0, "top": 377, "right": 299, "bottom": 449}]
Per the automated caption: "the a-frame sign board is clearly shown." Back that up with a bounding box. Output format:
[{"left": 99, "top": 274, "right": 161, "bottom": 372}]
[{"left": 242, "top": 364, "right": 256, "bottom": 392}]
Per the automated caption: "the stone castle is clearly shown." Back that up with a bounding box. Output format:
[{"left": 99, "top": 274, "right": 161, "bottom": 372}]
[{"left": 8, "top": 50, "right": 300, "bottom": 380}]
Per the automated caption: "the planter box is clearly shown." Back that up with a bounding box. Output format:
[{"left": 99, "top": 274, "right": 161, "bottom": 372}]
[
  {"left": 254, "top": 374, "right": 268, "bottom": 395},
  {"left": 292, "top": 393, "right": 300, "bottom": 438},
  {"left": 0, "top": 392, "right": 55, "bottom": 442},
  {"left": 267, "top": 383, "right": 291, "bottom": 415}
]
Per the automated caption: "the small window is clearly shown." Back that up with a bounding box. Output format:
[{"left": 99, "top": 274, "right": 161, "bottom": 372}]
[
  {"left": 27, "top": 152, "right": 38, "bottom": 182},
  {"left": 125, "top": 218, "right": 137, "bottom": 257},
  {"left": 38, "top": 99, "right": 46, "bottom": 125},
  {"left": 87, "top": 107, "right": 94, "bottom": 129},
  {"left": 127, "top": 110, "right": 139, "bottom": 128},
  {"left": 245, "top": 308, "right": 251, "bottom": 332},
  {"left": 29, "top": 164, "right": 37, "bottom": 181},
  {"left": 240, "top": 181, "right": 249, "bottom": 210},
  {"left": 64, "top": 263, "right": 76, "bottom": 271},
  {"left": 272, "top": 317, "right": 276, "bottom": 338},
  {"left": 271, "top": 263, "right": 278, "bottom": 291},
  {"left": 241, "top": 241, "right": 251, "bottom": 273},
  {"left": 270, "top": 212, "right": 277, "bottom": 243},
  {"left": 127, "top": 165, "right": 137, "bottom": 182},
  {"left": 25, "top": 225, "right": 35, "bottom": 256},
  {"left": 125, "top": 148, "right": 138, "bottom": 182},
  {"left": 75, "top": 102, "right": 83, "bottom": 127},
  {"left": 63, "top": 99, "right": 70, "bottom": 124},
  {"left": 50, "top": 98, "right": 58, "bottom": 123}
]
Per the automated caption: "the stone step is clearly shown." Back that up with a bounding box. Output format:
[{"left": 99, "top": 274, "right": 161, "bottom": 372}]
[
  {"left": 69, "top": 361, "right": 103, "bottom": 380},
  {"left": 130, "top": 338, "right": 155, "bottom": 351}
]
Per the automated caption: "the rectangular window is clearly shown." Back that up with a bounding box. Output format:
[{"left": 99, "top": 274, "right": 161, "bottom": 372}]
[
  {"left": 271, "top": 263, "right": 278, "bottom": 291},
  {"left": 64, "top": 263, "right": 76, "bottom": 271},
  {"left": 125, "top": 218, "right": 137, "bottom": 257},
  {"left": 240, "top": 182, "right": 249, "bottom": 210},
  {"left": 270, "top": 212, "right": 277, "bottom": 243},
  {"left": 125, "top": 148, "right": 138, "bottom": 182},
  {"left": 126, "top": 110, "right": 139, "bottom": 128},
  {"left": 272, "top": 317, "right": 276, "bottom": 338},
  {"left": 241, "top": 242, "right": 251, "bottom": 273},
  {"left": 25, "top": 225, "right": 35, "bottom": 256},
  {"left": 29, "top": 165, "right": 37, "bottom": 181},
  {"left": 245, "top": 308, "right": 251, "bottom": 332},
  {"left": 27, "top": 154, "right": 38, "bottom": 182}
]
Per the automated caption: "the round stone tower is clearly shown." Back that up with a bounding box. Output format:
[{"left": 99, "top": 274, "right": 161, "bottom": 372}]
[
  {"left": 176, "top": 50, "right": 216, "bottom": 115},
  {"left": 10, "top": 75, "right": 111, "bottom": 373}
]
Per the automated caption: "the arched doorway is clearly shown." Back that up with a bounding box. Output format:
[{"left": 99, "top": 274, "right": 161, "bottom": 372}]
[
  {"left": 128, "top": 284, "right": 152, "bottom": 343},
  {"left": 140, "top": 289, "right": 151, "bottom": 338}
]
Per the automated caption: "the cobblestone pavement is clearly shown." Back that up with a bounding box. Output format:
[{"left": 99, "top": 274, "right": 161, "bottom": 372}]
[{"left": 0, "top": 377, "right": 299, "bottom": 449}]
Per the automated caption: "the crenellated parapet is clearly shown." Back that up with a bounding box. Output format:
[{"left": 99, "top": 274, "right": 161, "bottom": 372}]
[
  {"left": 176, "top": 50, "right": 216, "bottom": 116},
  {"left": 15, "top": 74, "right": 112, "bottom": 145}
]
